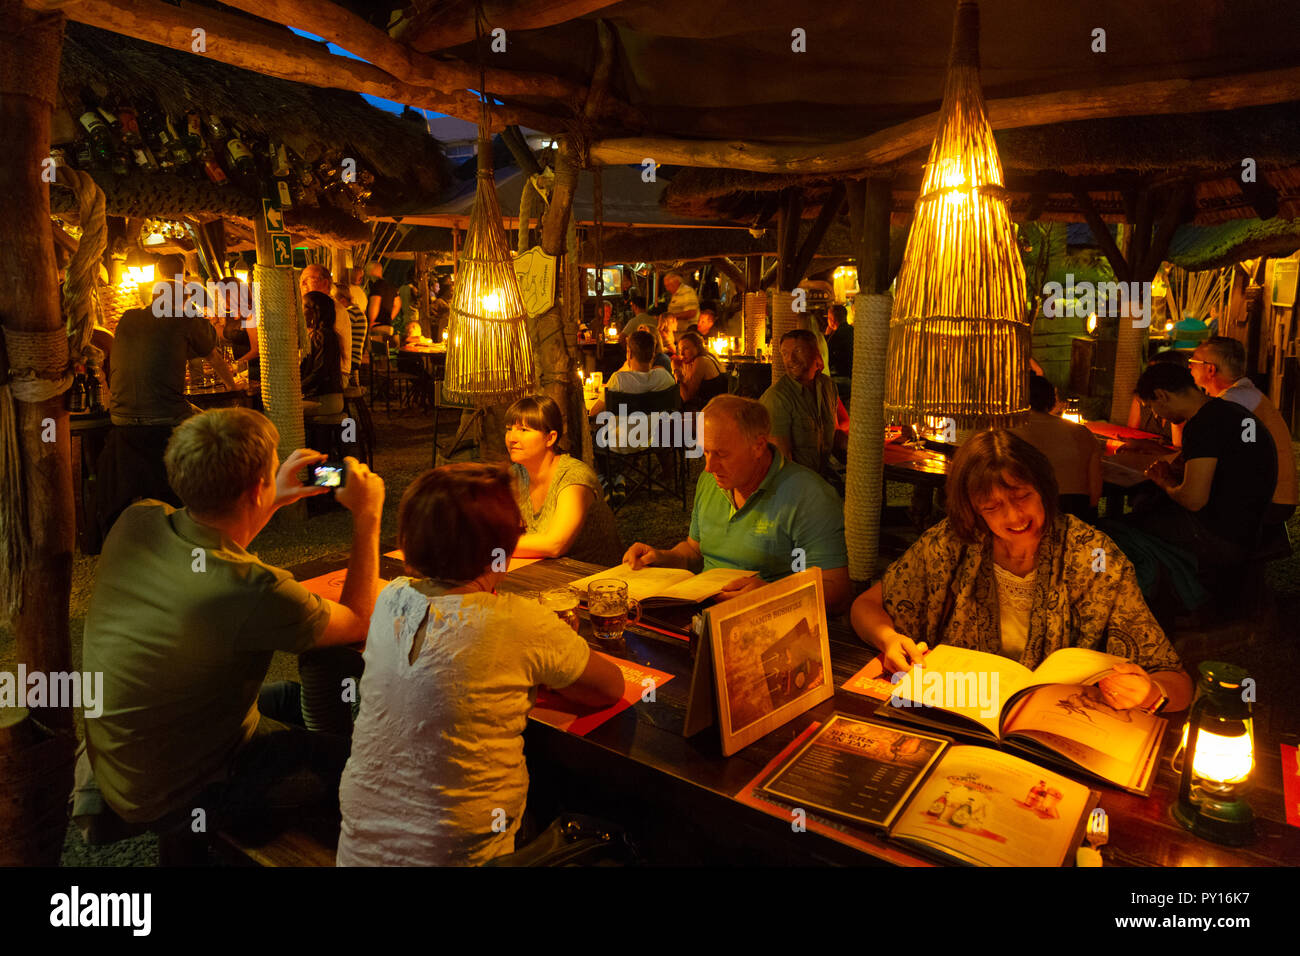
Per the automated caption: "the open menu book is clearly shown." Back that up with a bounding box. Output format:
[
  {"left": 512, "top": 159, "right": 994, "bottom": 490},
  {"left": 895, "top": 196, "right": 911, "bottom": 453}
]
[
  {"left": 875, "top": 645, "right": 1166, "bottom": 795},
  {"left": 569, "top": 564, "right": 757, "bottom": 607},
  {"left": 756, "top": 715, "right": 1097, "bottom": 867}
]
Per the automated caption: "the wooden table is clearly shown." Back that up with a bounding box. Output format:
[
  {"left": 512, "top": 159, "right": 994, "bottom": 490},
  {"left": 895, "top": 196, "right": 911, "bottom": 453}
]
[
  {"left": 273, "top": 551, "right": 1299, "bottom": 866},
  {"left": 497, "top": 557, "right": 1300, "bottom": 866},
  {"left": 184, "top": 382, "right": 253, "bottom": 409}
]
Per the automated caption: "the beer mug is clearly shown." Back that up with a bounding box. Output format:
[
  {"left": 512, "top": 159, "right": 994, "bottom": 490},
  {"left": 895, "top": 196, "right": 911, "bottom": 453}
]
[
  {"left": 586, "top": 580, "right": 641, "bottom": 643},
  {"left": 539, "top": 587, "right": 581, "bottom": 632}
]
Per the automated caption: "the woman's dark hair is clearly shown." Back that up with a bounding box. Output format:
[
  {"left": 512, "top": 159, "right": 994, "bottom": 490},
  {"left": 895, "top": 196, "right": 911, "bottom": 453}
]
[
  {"left": 1028, "top": 374, "right": 1057, "bottom": 413},
  {"left": 945, "top": 430, "right": 1059, "bottom": 544},
  {"left": 304, "top": 290, "right": 335, "bottom": 329},
  {"left": 398, "top": 463, "right": 523, "bottom": 583},
  {"left": 504, "top": 394, "right": 564, "bottom": 442}
]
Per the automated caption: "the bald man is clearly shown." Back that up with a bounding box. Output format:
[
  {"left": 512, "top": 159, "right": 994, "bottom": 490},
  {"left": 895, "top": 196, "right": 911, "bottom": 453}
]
[
  {"left": 1191, "top": 336, "right": 1296, "bottom": 525},
  {"left": 623, "top": 394, "right": 851, "bottom": 614}
]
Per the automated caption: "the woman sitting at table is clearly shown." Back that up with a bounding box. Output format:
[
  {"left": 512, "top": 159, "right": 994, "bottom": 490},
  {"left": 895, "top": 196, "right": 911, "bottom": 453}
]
[
  {"left": 657, "top": 313, "right": 679, "bottom": 356},
  {"left": 337, "top": 464, "right": 623, "bottom": 866},
  {"left": 506, "top": 394, "right": 623, "bottom": 565},
  {"left": 674, "top": 332, "right": 729, "bottom": 414},
  {"left": 301, "top": 291, "right": 344, "bottom": 418},
  {"left": 851, "top": 430, "right": 1191, "bottom": 712}
]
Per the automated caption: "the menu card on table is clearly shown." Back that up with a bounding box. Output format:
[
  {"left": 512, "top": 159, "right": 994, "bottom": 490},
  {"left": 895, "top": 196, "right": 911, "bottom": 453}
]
[
  {"left": 744, "top": 714, "right": 1098, "bottom": 867},
  {"left": 531, "top": 654, "right": 674, "bottom": 737},
  {"left": 299, "top": 570, "right": 390, "bottom": 602}
]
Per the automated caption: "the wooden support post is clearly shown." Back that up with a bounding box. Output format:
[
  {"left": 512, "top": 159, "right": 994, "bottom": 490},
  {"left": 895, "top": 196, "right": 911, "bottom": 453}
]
[
  {"left": 0, "top": 0, "right": 75, "bottom": 866},
  {"left": 788, "top": 182, "right": 846, "bottom": 291}
]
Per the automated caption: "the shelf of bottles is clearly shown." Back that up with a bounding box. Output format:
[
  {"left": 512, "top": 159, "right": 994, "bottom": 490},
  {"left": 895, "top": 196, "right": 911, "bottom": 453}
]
[{"left": 53, "top": 85, "right": 376, "bottom": 212}]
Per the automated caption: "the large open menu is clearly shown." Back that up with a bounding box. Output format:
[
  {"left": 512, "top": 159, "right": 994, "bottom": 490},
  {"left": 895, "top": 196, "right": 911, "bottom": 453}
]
[
  {"left": 753, "top": 714, "right": 1098, "bottom": 867},
  {"left": 863, "top": 645, "right": 1167, "bottom": 794}
]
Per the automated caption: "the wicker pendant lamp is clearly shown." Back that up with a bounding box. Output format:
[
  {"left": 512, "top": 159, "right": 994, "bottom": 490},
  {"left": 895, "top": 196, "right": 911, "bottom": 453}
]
[
  {"left": 442, "top": 14, "right": 535, "bottom": 406},
  {"left": 884, "top": 0, "right": 1030, "bottom": 430}
]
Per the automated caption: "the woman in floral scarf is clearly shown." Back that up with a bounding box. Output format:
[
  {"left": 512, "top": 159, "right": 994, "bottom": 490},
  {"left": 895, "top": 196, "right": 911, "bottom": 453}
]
[{"left": 852, "top": 430, "right": 1192, "bottom": 712}]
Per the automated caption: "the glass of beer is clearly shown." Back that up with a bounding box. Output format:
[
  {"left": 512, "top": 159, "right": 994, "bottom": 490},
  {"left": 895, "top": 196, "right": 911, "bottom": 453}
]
[
  {"left": 538, "top": 587, "right": 581, "bottom": 632},
  {"left": 587, "top": 580, "right": 641, "bottom": 643}
]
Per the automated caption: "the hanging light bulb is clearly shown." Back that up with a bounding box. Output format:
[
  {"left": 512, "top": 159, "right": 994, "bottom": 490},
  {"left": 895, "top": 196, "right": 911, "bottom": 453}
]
[
  {"left": 884, "top": 1, "right": 1030, "bottom": 431},
  {"left": 441, "top": 15, "right": 535, "bottom": 406}
]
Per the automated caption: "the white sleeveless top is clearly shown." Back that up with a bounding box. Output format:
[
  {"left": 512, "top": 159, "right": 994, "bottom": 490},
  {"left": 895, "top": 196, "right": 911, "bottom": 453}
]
[
  {"left": 993, "top": 563, "right": 1036, "bottom": 660},
  {"left": 336, "top": 579, "right": 590, "bottom": 866}
]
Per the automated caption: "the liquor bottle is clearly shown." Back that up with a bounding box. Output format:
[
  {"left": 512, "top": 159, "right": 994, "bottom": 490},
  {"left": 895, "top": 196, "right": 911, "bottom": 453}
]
[
  {"left": 74, "top": 92, "right": 113, "bottom": 168},
  {"left": 116, "top": 98, "right": 143, "bottom": 147},
  {"left": 139, "top": 99, "right": 175, "bottom": 173},
  {"left": 225, "top": 125, "right": 255, "bottom": 177},
  {"left": 198, "top": 142, "right": 229, "bottom": 186},
  {"left": 184, "top": 111, "right": 205, "bottom": 155},
  {"left": 164, "top": 114, "right": 193, "bottom": 170},
  {"left": 207, "top": 113, "right": 228, "bottom": 148},
  {"left": 86, "top": 364, "right": 105, "bottom": 413},
  {"left": 74, "top": 135, "right": 94, "bottom": 170},
  {"left": 67, "top": 367, "right": 87, "bottom": 413}
]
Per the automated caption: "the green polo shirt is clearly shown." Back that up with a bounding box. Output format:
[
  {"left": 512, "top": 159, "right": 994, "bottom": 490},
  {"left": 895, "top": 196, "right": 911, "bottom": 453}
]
[
  {"left": 83, "top": 501, "right": 330, "bottom": 822},
  {"left": 689, "top": 445, "right": 847, "bottom": 581},
  {"left": 760, "top": 372, "right": 839, "bottom": 475}
]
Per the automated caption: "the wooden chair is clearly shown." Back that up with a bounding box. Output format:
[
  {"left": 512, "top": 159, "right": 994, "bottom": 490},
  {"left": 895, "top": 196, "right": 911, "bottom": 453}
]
[
  {"left": 596, "top": 387, "right": 687, "bottom": 510},
  {"left": 367, "top": 335, "right": 417, "bottom": 416}
]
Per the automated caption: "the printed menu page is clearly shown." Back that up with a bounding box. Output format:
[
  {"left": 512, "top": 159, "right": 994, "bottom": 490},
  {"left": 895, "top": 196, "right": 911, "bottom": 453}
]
[
  {"left": 759, "top": 715, "right": 949, "bottom": 830},
  {"left": 889, "top": 745, "right": 1094, "bottom": 867}
]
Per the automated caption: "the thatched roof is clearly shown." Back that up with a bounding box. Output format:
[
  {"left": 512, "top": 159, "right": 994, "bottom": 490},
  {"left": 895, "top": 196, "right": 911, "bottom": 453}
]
[
  {"left": 1167, "top": 219, "right": 1300, "bottom": 272},
  {"left": 663, "top": 102, "right": 1300, "bottom": 226},
  {"left": 49, "top": 23, "right": 450, "bottom": 247}
]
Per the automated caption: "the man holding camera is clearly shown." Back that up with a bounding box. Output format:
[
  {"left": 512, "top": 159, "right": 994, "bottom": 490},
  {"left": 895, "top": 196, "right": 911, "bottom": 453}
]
[{"left": 79, "top": 407, "right": 382, "bottom": 839}]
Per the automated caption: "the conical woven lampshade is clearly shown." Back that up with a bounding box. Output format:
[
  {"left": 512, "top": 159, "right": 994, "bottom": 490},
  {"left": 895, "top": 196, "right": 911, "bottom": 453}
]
[
  {"left": 885, "top": 1, "right": 1030, "bottom": 430},
  {"left": 443, "top": 135, "right": 536, "bottom": 406}
]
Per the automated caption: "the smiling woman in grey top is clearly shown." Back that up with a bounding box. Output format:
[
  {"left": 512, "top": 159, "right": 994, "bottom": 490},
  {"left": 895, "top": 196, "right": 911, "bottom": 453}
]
[{"left": 505, "top": 395, "right": 623, "bottom": 566}]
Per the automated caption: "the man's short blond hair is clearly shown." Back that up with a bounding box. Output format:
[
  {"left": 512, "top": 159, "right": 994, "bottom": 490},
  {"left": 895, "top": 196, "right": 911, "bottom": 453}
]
[
  {"left": 702, "top": 394, "right": 770, "bottom": 443},
  {"left": 165, "top": 408, "right": 279, "bottom": 516}
]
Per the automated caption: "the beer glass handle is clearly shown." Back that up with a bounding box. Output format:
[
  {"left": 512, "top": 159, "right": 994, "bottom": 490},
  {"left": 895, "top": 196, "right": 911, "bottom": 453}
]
[{"left": 626, "top": 597, "right": 641, "bottom": 627}]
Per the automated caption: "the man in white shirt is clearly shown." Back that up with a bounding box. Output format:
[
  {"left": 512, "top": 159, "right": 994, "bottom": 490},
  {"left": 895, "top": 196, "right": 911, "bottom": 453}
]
[
  {"left": 591, "top": 329, "right": 676, "bottom": 417},
  {"left": 1191, "top": 336, "right": 1297, "bottom": 524},
  {"left": 663, "top": 271, "right": 698, "bottom": 325}
]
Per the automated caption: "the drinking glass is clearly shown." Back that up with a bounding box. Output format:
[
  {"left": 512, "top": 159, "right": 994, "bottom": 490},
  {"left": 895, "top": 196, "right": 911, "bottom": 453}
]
[
  {"left": 538, "top": 587, "right": 581, "bottom": 632},
  {"left": 586, "top": 580, "right": 641, "bottom": 643}
]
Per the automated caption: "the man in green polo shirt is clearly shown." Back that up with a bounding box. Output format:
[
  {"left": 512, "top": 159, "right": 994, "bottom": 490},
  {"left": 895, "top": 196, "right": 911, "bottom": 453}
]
[
  {"left": 80, "top": 407, "right": 384, "bottom": 834},
  {"left": 761, "top": 329, "right": 844, "bottom": 480},
  {"left": 623, "top": 394, "right": 851, "bottom": 614}
]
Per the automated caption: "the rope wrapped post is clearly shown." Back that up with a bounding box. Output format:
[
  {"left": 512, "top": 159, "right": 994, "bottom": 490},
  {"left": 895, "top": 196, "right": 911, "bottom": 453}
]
[
  {"left": 884, "top": 0, "right": 1030, "bottom": 433},
  {"left": 845, "top": 293, "right": 893, "bottom": 580},
  {"left": 742, "top": 291, "right": 767, "bottom": 356},
  {"left": 253, "top": 258, "right": 306, "bottom": 465},
  {"left": 0, "top": 0, "right": 76, "bottom": 866},
  {"left": 770, "top": 290, "right": 798, "bottom": 378}
]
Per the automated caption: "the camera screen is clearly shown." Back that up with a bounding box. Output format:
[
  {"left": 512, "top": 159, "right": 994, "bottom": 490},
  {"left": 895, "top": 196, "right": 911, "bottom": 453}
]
[{"left": 312, "top": 464, "right": 344, "bottom": 488}]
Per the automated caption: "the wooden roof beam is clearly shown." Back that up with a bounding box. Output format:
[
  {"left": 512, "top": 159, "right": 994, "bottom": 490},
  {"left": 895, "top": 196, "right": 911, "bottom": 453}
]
[
  {"left": 23, "top": 0, "right": 562, "bottom": 131},
  {"left": 214, "top": 0, "right": 582, "bottom": 100},
  {"left": 1238, "top": 171, "right": 1280, "bottom": 221},
  {"left": 591, "top": 66, "right": 1300, "bottom": 174},
  {"left": 401, "top": 0, "right": 624, "bottom": 54}
]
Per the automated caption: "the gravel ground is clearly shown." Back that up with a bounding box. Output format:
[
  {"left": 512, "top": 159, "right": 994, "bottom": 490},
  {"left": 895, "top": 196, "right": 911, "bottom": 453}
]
[{"left": 3, "top": 407, "right": 1296, "bottom": 866}]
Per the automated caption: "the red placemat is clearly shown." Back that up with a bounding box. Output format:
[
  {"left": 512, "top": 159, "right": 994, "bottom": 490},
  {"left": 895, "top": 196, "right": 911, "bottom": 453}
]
[
  {"left": 300, "top": 570, "right": 391, "bottom": 602},
  {"left": 531, "top": 654, "right": 674, "bottom": 737},
  {"left": 1283, "top": 744, "right": 1300, "bottom": 829},
  {"left": 384, "top": 549, "right": 540, "bottom": 573}
]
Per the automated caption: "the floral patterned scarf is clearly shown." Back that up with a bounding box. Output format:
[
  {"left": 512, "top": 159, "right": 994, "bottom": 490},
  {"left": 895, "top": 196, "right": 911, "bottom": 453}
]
[{"left": 880, "top": 514, "right": 1182, "bottom": 673}]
